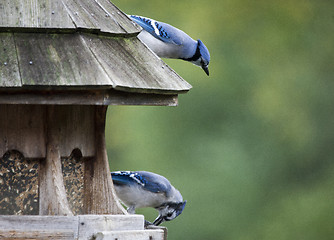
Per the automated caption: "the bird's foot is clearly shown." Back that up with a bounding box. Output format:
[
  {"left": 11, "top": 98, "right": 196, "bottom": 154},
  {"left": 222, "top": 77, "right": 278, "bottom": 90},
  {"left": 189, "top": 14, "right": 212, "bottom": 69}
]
[
  {"left": 144, "top": 220, "right": 154, "bottom": 228},
  {"left": 127, "top": 206, "right": 136, "bottom": 214}
]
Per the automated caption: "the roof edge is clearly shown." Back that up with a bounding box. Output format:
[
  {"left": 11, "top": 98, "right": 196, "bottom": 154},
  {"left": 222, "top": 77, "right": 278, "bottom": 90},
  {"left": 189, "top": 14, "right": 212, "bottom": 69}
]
[
  {"left": 0, "top": 89, "right": 179, "bottom": 106},
  {"left": 0, "top": 27, "right": 139, "bottom": 38},
  {"left": 113, "top": 85, "right": 191, "bottom": 95}
]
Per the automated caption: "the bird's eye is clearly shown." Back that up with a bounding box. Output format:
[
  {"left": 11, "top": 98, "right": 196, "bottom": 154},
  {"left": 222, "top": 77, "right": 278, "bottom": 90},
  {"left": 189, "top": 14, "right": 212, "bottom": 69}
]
[{"left": 167, "top": 212, "right": 174, "bottom": 217}]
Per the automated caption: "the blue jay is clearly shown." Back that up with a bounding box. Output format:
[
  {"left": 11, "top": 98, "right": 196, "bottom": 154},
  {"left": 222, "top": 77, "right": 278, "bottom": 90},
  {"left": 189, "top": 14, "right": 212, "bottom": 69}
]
[
  {"left": 111, "top": 171, "right": 186, "bottom": 225},
  {"left": 129, "top": 15, "right": 210, "bottom": 76}
]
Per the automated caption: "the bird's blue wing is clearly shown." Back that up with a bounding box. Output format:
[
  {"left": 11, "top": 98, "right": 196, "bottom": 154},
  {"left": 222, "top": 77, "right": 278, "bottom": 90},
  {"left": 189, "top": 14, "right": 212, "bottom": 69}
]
[
  {"left": 129, "top": 15, "right": 182, "bottom": 45},
  {"left": 111, "top": 171, "right": 146, "bottom": 186},
  {"left": 111, "top": 171, "right": 171, "bottom": 194},
  {"left": 129, "top": 15, "right": 155, "bottom": 35},
  {"left": 136, "top": 171, "right": 171, "bottom": 194}
]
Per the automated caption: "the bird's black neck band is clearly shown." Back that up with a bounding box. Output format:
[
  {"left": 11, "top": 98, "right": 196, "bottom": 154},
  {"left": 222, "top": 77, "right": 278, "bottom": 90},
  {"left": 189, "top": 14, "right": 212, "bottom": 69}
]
[
  {"left": 155, "top": 201, "right": 181, "bottom": 209},
  {"left": 182, "top": 42, "right": 201, "bottom": 62}
]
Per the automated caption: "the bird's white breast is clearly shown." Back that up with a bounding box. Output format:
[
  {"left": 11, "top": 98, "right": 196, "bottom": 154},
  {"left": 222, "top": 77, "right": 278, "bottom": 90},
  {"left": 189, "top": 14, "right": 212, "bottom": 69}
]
[
  {"left": 114, "top": 184, "right": 167, "bottom": 209},
  {"left": 137, "top": 31, "right": 182, "bottom": 59}
]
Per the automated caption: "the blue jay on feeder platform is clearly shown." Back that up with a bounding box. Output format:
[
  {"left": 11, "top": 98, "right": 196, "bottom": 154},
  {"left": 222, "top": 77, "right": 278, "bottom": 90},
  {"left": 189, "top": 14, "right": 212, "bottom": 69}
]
[{"left": 111, "top": 171, "right": 187, "bottom": 226}]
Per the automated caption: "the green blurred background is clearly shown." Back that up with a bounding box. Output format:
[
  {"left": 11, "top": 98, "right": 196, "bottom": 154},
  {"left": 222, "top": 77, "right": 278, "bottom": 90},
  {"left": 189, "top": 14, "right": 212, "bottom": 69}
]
[{"left": 106, "top": 0, "right": 334, "bottom": 239}]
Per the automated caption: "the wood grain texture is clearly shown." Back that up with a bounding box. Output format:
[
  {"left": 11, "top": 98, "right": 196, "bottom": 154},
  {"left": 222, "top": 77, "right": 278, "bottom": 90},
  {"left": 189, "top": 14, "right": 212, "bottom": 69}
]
[
  {"left": 0, "top": 105, "right": 96, "bottom": 158},
  {"left": 94, "top": 0, "right": 141, "bottom": 34},
  {"left": 95, "top": 230, "right": 165, "bottom": 240},
  {"left": 0, "top": 229, "right": 75, "bottom": 239},
  {"left": 78, "top": 215, "right": 144, "bottom": 239},
  {"left": 49, "top": 105, "right": 95, "bottom": 157},
  {"left": 0, "top": 0, "right": 191, "bottom": 96},
  {"left": 0, "top": 104, "right": 124, "bottom": 216},
  {"left": 0, "top": 215, "right": 78, "bottom": 239},
  {"left": 14, "top": 33, "right": 113, "bottom": 87},
  {"left": 39, "top": 105, "right": 73, "bottom": 216},
  {"left": 0, "top": 0, "right": 74, "bottom": 29},
  {"left": 61, "top": 0, "right": 139, "bottom": 34},
  {"left": 83, "top": 106, "right": 125, "bottom": 215},
  {"left": 0, "top": 33, "right": 21, "bottom": 87},
  {"left": 0, "top": 90, "right": 179, "bottom": 106},
  {"left": 82, "top": 34, "right": 192, "bottom": 94},
  {"left": 147, "top": 225, "right": 168, "bottom": 240},
  {"left": 11, "top": 32, "right": 190, "bottom": 94},
  {"left": 0, "top": 105, "right": 46, "bottom": 158},
  {"left": 0, "top": 215, "right": 165, "bottom": 240}
]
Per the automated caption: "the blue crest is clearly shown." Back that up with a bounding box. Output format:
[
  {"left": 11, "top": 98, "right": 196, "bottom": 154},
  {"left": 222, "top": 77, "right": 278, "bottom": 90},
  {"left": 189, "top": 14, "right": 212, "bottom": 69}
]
[
  {"left": 197, "top": 39, "right": 210, "bottom": 65},
  {"left": 176, "top": 200, "right": 187, "bottom": 217}
]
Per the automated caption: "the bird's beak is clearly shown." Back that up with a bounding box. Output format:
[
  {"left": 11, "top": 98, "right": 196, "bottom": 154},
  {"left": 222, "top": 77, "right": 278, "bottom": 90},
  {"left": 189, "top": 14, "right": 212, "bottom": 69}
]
[
  {"left": 153, "top": 215, "right": 165, "bottom": 226},
  {"left": 202, "top": 65, "right": 209, "bottom": 76}
]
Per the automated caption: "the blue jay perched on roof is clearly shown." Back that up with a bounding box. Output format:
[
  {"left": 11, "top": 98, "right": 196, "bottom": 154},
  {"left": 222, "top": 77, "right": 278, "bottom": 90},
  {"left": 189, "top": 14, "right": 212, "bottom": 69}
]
[
  {"left": 111, "top": 171, "right": 186, "bottom": 226},
  {"left": 129, "top": 15, "right": 210, "bottom": 76}
]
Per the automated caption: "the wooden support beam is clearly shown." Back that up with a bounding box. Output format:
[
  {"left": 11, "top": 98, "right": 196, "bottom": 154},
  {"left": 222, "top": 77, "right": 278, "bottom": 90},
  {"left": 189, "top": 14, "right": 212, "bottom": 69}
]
[
  {"left": 95, "top": 230, "right": 165, "bottom": 240},
  {"left": 0, "top": 229, "right": 75, "bottom": 239},
  {"left": 0, "top": 215, "right": 166, "bottom": 240},
  {"left": 0, "top": 89, "right": 179, "bottom": 106},
  {"left": 83, "top": 106, "right": 125, "bottom": 214},
  {"left": 0, "top": 215, "right": 78, "bottom": 239},
  {"left": 77, "top": 215, "right": 144, "bottom": 239},
  {"left": 39, "top": 106, "right": 73, "bottom": 216}
]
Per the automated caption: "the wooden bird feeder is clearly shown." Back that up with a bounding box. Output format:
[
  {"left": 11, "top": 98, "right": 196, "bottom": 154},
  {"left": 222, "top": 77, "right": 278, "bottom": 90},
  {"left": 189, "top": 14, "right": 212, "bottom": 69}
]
[{"left": 0, "top": 0, "right": 191, "bottom": 239}]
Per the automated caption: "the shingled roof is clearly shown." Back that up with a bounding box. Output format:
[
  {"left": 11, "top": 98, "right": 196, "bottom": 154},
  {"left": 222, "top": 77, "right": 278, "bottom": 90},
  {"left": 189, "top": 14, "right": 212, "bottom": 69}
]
[{"left": 0, "top": 0, "right": 192, "bottom": 95}]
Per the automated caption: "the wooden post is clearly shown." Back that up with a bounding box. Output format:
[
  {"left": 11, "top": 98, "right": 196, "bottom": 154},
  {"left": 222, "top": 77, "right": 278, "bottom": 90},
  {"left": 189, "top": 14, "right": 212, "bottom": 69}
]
[
  {"left": 39, "top": 105, "right": 73, "bottom": 216},
  {"left": 83, "top": 106, "right": 125, "bottom": 214}
]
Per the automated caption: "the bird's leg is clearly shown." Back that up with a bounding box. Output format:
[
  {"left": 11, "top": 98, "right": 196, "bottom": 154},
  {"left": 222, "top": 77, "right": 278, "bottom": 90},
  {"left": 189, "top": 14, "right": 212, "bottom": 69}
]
[{"left": 127, "top": 205, "right": 136, "bottom": 214}]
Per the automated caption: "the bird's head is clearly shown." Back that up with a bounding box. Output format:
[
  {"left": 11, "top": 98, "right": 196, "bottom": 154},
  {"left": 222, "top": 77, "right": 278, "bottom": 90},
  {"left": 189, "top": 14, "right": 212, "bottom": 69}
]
[
  {"left": 153, "top": 201, "right": 187, "bottom": 225},
  {"left": 197, "top": 39, "right": 210, "bottom": 76}
]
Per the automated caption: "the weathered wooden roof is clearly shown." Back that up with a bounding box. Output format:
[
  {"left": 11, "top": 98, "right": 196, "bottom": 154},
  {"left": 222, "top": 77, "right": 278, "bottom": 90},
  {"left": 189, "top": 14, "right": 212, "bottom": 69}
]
[{"left": 0, "top": 0, "right": 192, "bottom": 94}]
